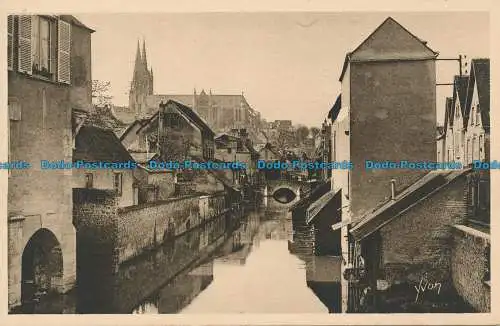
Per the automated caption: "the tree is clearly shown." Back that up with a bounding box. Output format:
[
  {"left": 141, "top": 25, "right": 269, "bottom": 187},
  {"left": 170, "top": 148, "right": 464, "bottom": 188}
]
[
  {"left": 310, "top": 127, "right": 320, "bottom": 139},
  {"left": 92, "top": 80, "right": 113, "bottom": 106},
  {"left": 275, "top": 129, "right": 296, "bottom": 150},
  {"left": 296, "top": 125, "right": 310, "bottom": 144}
]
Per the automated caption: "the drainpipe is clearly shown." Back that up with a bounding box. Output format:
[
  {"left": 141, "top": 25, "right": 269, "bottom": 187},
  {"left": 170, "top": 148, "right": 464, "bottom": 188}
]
[{"left": 390, "top": 179, "right": 396, "bottom": 200}]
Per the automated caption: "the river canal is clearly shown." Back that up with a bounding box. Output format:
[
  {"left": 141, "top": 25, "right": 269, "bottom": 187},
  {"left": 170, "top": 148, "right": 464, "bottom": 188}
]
[
  {"left": 13, "top": 197, "right": 474, "bottom": 314},
  {"left": 14, "top": 200, "right": 343, "bottom": 314}
]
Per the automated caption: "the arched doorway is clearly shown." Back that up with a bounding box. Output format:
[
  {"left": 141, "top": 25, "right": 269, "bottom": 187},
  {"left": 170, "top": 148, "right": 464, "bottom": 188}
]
[{"left": 21, "top": 228, "right": 63, "bottom": 307}]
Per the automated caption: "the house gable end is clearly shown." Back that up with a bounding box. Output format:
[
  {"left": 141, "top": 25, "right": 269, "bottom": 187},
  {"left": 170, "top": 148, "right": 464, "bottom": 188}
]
[{"left": 350, "top": 17, "right": 437, "bottom": 62}]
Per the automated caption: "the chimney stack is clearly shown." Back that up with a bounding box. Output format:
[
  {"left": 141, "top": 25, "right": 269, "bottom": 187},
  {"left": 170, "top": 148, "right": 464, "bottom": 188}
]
[{"left": 390, "top": 179, "right": 396, "bottom": 200}]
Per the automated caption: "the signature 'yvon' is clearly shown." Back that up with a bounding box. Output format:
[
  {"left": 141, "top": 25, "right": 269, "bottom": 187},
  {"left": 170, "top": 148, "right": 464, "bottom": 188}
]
[{"left": 414, "top": 274, "right": 442, "bottom": 303}]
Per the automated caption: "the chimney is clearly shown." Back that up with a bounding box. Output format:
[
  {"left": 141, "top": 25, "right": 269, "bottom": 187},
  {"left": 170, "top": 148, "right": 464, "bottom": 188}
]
[
  {"left": 459, "top": 54, "right": 469, "bottom": 76},
  {"left": 193, "top": 88, "right": 197, "bottom": 109},
  {"left": 390, "top": 179, "right": 396, "bottom": 200}
]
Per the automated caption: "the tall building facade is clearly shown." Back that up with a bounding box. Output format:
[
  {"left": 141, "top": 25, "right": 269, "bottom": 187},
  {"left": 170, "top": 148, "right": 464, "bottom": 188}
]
[
  {"left": 7, "top": 14, "right": 94, "bottom": 309},
  {"left": 328, "top": 18, "right": 438, "bottom": 293}
]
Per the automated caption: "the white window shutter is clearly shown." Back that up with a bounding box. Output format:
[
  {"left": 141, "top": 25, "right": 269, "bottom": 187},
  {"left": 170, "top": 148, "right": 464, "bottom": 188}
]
[
  {"left": 17, "top": 15, "right": 32, "bottom": 74},
  {"left": 7, "top": 15, "right": 14, "bottom": 70},
  {"left": 57, "top": 18, "right": 71, "bottom": 84},
  {"left": 8, "top": 101, "right": 22, "bottom": 121}
]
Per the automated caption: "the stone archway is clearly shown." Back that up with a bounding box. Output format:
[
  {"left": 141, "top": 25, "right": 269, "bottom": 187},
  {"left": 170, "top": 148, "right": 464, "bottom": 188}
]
[
  {"left": 21, "top": 228, "right": 63, "bottom": 306},
  {"left": 272, "top": 187, "right": 298, "bottom": 204}
]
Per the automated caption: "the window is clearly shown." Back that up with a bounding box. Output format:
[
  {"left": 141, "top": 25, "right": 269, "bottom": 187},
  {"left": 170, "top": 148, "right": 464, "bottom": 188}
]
[
  {"left": 333, "top": 130, "right": 336, "bottom": 161},
  {"left": 84, "top": 173, "right": 93, "bottom": 188},
  {"left": 347, "top": 170, "right": 350, "bottom": 200},
  {"left": 466, "top": 139, "right": 470, "bottom": 165},
  {"left": 8, "top": 100, "right": 22, "bottom": 121},
  {"left": 479, "top": 134, "right": 484, "bottom": 158},
  {"left": 8, "top": 15, "right": 14, "bottom": 70},
  {"left": 113, "top": 173, "right": 123, "bottom": 196},
  {"left": 470, "top": 107, "right": 475, "bottom": 126},
  {"left": 133, "top": 186, "right": 139, "bottom": 205},
  {"left": 32, "top": 16, "right": 51, "bottom": 77},
  {"left": 15, "top": 15, "right": 71, "bottom": 83},
  {"left": 471, "top": 136, "right": 476, "bottom": 162},
  {"left": 473, "top": 136, "right": 479, "bottom": 162},
  {"left": 478, "top": 179, "right": 490, "bottom": 211},
  {"left": 476, "top": 104, "right": 481, "bottom": 126},
  {"left": 454, "top": 131, "right": 460, "bottom": 159}
]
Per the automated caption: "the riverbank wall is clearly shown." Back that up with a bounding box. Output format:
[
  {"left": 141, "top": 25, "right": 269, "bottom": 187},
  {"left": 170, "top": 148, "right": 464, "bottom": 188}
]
[{"left": 72, "top": 188, "right": 241, "bottom": 313}]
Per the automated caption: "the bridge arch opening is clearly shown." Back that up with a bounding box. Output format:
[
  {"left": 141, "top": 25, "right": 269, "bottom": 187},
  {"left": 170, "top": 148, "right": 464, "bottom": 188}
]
[
  {"left": 21, "top": 228, "right": 63, "bottom": 306},
  {"left": 272, "top": 187, "right": 297, "bottom": 204}
]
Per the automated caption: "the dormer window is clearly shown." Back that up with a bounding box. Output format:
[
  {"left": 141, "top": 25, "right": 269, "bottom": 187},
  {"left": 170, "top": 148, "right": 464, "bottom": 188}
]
[{"left": 471, "top": 107, "right": 475, "bottom": 125}]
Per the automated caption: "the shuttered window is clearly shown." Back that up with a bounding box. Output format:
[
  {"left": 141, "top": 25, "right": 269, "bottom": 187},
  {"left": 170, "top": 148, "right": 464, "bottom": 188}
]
[
  {"left": 113, "top": 173, "right": 123, "bottom": 196},
  {"left": 18, "top": 15, "right": 33, "bottom": 74},
  {"left": 478, "top": 179, "right": 489, "bottom": 211},
  {"left": 8, "top": 100, "right": 21, "bottom": 121},
  {"left": 57, "top": 19, "right": 71, "bottom": 84},
  {"left": 85, "top": 173, "right": 93, "bottom": 188},
  {"left": 7, "top": 15, "right": 13, "bottom": 70}
]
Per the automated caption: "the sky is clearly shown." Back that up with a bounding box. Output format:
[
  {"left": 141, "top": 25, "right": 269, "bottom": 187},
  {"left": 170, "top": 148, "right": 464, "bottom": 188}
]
[{"left": 78, "top": 12, "right": 489, "bottom": 127}]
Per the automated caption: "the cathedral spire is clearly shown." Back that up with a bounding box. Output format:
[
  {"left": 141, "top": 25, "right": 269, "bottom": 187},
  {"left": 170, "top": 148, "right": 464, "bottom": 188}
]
[
  {"left": 149, "top": 66, "right": 154, "bottom": 95},
  {"left": 133, "top": 39, "right": 142, "bottom": 82},
  {"left": 142, "top": 39, "right": 148, "bottom": 71}
]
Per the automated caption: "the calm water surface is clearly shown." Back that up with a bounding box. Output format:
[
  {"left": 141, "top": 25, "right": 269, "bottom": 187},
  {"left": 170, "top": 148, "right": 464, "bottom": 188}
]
[
  {"left": 133, "top": 207, "right": 339, "bottom": 314},
  {"left": 14, "top": 202, "right": 342, "bottom": 314}
]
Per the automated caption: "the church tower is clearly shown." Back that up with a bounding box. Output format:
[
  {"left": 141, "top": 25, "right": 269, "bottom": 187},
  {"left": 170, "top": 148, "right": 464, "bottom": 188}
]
[{"left": 129, "top": 39, "right": 154, "bottom": 118}]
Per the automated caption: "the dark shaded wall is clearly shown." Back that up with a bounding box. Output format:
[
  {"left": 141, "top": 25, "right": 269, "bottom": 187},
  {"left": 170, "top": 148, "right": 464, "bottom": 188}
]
[
  {"left": 350, "top": 60, "right": 436, "bottom": 219},
  {"left": 69, "top": 22, "right": 93, "bottom": 112},
  {"left": 360, "top": 175, "right": 468, "bottom": 293}
]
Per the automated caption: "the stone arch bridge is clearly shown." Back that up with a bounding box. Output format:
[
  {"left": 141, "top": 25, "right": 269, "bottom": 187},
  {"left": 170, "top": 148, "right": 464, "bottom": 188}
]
[{"left": 259, "top": 179, "right": 312, "bottom": 206}]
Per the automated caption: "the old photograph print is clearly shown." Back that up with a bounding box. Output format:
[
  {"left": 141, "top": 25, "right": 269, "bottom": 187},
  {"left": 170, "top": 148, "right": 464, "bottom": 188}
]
[{"left": 6, "top": 11, "right": 490, "bottom": 314}]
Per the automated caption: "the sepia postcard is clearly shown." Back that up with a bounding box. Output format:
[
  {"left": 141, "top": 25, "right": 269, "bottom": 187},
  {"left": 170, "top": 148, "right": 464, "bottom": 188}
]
[{"left": 1, "top": 0, "right": 498, "bottom": 325}]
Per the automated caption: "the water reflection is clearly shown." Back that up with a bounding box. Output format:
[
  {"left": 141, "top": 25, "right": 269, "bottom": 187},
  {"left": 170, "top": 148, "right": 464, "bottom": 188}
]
[
  {"left": 14, "top": 200, "right": 347, "bottom": 314},
  {"left": 182, "top": 210, "right": 328, "bottom": 313},
  {"left": 288, "top": 214, "right": 343, "bottom": 313},
  {"left": 133, "top": 262, "right": 214, "bottom": 314}
]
